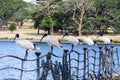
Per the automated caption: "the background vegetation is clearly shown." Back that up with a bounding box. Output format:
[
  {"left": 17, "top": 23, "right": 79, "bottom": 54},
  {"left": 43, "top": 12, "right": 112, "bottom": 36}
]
[{"left": 0, "top": 0, "right": 120, "bottom": 35}]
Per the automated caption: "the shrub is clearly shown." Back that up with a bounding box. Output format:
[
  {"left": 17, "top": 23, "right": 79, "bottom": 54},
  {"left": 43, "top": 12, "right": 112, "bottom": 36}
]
[{"left": 8, "top": 23, "right": 16, "bottom": 33}]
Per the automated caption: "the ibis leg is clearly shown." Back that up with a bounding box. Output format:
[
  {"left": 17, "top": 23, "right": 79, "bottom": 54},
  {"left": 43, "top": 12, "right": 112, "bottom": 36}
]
[
  {"left": 20, "top": 60, "right": 24, "bottom": 80},
  {"left": 50, "top": 46, "right": 53, "bottom": 53},
  {"left": 24, "top": 50, "right": 28, "bottom": 60}
]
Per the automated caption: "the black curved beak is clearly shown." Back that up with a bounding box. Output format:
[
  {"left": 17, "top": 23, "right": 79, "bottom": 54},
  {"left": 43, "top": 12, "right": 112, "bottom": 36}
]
[
  {"left": 94, "top": 40, "right": 96, "bottom": 44},
  {"left": 40, "top": 35, "right": 45, "bottom": 42},
  {"left": 62, "top": 33, "right": 68, "bottom": 39},
  {"left": 40, "top": 34, "right": 48, "bottom": 42},
  {"left": 14, "top": 36, "right": 16, "bottom": 41},
  {"left": 40, "top": 36, "right": 44, "bottom": 42},
  {"left": 96, "top": 35, "right": 100, "bottom": 40},
  {"left": 62, "top": 34, "right": 65, "bottom": 39},
  {"left": 78, "top": 39, "right": 83, "bottom": 45}
]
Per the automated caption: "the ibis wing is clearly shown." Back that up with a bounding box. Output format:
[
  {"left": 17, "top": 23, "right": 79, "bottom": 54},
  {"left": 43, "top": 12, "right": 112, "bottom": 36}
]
[
  {"left": 65, "top": 36, "right": 79, "bottom": 45},
  {"left": 98, "top": 36, "right": 110, "bottom": 43},
  {"left": 83, "top": 36, "right": 94, "bottom": 45},
  {"left": 16, "top": 40, "right": 34, "bottom": 49},
  {"left": 46, "top": 35, "right": 62, "bottom": 47}
]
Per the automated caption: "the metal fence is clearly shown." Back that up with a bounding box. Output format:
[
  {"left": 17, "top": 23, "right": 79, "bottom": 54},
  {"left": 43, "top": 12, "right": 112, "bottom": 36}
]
[{"left": 0, "top": 45, "right": 120, "bottom": 80}]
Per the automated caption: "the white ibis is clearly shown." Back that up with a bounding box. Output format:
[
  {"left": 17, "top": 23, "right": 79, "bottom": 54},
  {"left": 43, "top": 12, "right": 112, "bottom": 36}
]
[
  {"left": 98, "top": 34, "right": 113, "bottom": 44},
  {"left": 62, "top": 33, "right": 82, "bottom": 50},
  {"left": 82, "top": 36, "right": 95, "bottom": 46},
  {"left": 81, "top": 35, "right": 96, "bottom": 52},
  {"left": 97, "top": 32, "right": 113, "bottom": 52},
  {"left": 14, "top": 34, "right": 40, "bottom": 59},
  {"left": 40, "top": 34, "right": 62, "bottom": 53}
]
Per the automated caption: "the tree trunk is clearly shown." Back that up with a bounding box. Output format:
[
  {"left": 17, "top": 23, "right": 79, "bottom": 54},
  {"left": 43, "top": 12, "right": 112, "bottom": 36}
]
[
  {"left": 0, "top": 18, "right": 2, "bottom": 28},
  {"left": 94, "top": 24, "right": 100, "bottom": 35},
  {"left": 78, "top": 7, "right": 85, "bottom": 36},
  {"left": 37, "top": 27, "right": 40, "bottom": 35},
  {"left": 49, "top": 17, "right": 54, "bottom": 35},
  {"left": 94, "top": 27, "right": 97, "bottom": 35},
  {"left": 78, "top": 24, "right": 82, "bottom": 36},
  {"left": 48, "top": 29, "right": 50, "bottom": 35},
  {"left": 51, "top": 25, "right": 54, "bottom": 35},
  {"left": 20, "top": 20, "right": 24, "bottom": 26}
]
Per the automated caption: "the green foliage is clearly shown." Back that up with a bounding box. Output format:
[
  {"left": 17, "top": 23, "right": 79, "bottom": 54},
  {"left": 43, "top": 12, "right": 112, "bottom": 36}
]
[
  {"left": 40, "top": 16, "right": 57, "bottom": 31},
  {"left": 0, "top": 0, "right": 26, "bottom": 19},
  {"left": 0, "top": 0, "right": 34, "bottom": 26},
  {"left": 113, "top": 13, "right": 120, "bottom": 34},
  {"left": 8, "top": 23, "right": 16, "bottom": 33},
  {"left": 34, "top": 0, "right": 63, "bottom": 34},
  {"left": 114, "top": 30, "right": 120, "bottom": 34},
  {"left": 18, "top": 9, "right": 33, "bottom": 18},
  {"left": 49, "top": 12, "right": 64, "bottom": 32},
  {"left": 84, "top": 0, "right": 120, "bottom": 34},
  {"left": 82, "top": 21, "right": 94, "bottom": 34},
  {"left": 50, "top": 0, "right": 62, "bottom": 5},
  {"left": 34, "top": 21, "right": 40, "bottom": 29},
  {"left": 14, "top": 8, "right": 34, "bottom": 22}
]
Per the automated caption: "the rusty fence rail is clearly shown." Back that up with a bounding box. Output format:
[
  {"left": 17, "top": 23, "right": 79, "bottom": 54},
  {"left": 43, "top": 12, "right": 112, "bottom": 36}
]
[{"left": 0, "top": 45, "right": 120, "bottom": 80}]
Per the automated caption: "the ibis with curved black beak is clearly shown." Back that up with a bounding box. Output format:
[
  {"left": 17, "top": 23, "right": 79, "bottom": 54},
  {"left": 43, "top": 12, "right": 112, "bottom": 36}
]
[
  {"left": 40, "top": 34, "right": 62, "bottom": 53},
  {"left": 62, "top": 33, "right": 82, "bottom": 50},
  {"left": 14, "top": 33, "right": 40, "bottom": 60}
]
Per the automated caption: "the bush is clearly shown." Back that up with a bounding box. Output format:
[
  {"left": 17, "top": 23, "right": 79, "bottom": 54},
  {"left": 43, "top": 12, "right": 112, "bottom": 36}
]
[
  {"left": 114, "top": 30, "right": 120, "bottom": 34},
  {"left": 8, "top": 23, "right": 16, "bottom": 33}
]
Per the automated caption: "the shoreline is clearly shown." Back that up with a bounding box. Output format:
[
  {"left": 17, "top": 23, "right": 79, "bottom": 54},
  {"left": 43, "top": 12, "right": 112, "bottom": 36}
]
[{"left": 0, "top": 29, "right": 120, "bottom": 42}]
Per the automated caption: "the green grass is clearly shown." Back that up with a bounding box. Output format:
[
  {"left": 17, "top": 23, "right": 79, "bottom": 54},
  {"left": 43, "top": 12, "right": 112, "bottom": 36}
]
[
  {"left": 1, "top": 37, "right": 120, "bottom": 43},
  {"left": 0, "top": 37, "right": 11, "bottom": 40}
]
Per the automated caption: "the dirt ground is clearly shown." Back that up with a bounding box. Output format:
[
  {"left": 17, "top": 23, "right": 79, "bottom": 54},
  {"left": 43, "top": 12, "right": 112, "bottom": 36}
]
[
  {"left": 0, "top": 20, "right": 120, "bottom": 42},
  {"left": 0, "top": 28, "right": 120, "bottom": 42}
]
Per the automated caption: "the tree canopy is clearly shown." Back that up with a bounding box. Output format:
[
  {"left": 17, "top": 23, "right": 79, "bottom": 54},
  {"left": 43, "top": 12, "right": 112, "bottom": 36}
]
[
  {"left": 1, "top": 0, "right": 120, "bottom": 35},
  {"left": 0, "top": 0, "right": 34, "bottom": 27}
]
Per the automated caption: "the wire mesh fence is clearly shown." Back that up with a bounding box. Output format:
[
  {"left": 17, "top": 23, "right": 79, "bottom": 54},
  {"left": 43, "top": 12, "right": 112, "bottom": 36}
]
[{"left": 0, "top": 45, "right": 120, "bottom": 80}]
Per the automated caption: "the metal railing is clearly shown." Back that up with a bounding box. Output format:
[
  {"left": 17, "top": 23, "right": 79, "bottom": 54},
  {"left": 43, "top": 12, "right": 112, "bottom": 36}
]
[{"left": 0, "top": 45, "right": 120, "bottom": 80}]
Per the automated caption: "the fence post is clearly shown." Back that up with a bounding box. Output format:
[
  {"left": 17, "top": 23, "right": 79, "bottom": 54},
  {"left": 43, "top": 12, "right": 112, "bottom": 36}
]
[
  {"left": 20, "top": 60, "right": 24, "bottom": 80},
  {"left": 116, "top": 48, "right": 120, "bottom": 66},
  {"left": 35, "top": 52, "right": 41, "bottom": 80},
  {"left": 62, "top": 50, "right": 69, "bottom": 80},
  {"left": 68, "top": 50, "right": 72, "bottom": 80},
  {"left": 83, "top": 48, "right": 87, "bottom": 80},
  {"left": 110, "top": 46, "right": 114, "bottom": 80},
  {"left": 93, "top": 51, "right": 97, "bottom": 76},
  {"left": 98, "top": 47, "right": 103, "bottom": 80},
  {"left": 77, "top": 53, "right": 80, "bottom": 79},
  {"left": 87, "top": 49, "right": 89, "bottom": 78}
]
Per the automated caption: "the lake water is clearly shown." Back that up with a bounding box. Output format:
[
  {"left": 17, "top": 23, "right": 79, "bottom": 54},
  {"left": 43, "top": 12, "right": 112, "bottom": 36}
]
[{"left": 0, "top": 41, "right": 120, "bottom": 80}]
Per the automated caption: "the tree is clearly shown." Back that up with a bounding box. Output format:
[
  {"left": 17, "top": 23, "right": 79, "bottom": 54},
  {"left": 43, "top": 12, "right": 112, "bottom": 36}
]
[
  {"left": 40, "top": 16, "right": 58, "bottom": 34},
  {"left": 14, "top": 8, "right": 34, "bottom": 27},
  {"left": 61, "top": 0, "right": 93, "bottom": 36},
  {"left": 35, "top": 0, "right": 62, "bottom": 35},
  {"left": 8, "top": 23, "right": 16, "bottom": 33},
  {"left": 86, "top": 0, "right": 120, "bottom": 34},
  {"left": 0, "top": 0, "right": 31, "bottom": 27}
]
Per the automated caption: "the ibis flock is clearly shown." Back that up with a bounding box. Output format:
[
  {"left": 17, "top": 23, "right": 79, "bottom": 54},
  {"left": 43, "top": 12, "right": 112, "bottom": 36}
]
[{"left": 14, "top": 33, "right": 113, "bottom": 60}]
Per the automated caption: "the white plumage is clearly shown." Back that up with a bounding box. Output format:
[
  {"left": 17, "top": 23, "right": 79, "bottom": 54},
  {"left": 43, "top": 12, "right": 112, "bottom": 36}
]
[
  {"left": 14, "top": 34, "right": 39, "bottom": 59},
  {"left": 98, "top": 36, "right": 112, "bottom": 44},
  {"left": 63, "top": 35, "right": 79, "bottom": 45},
  {"left": 62, "top": 33, "right": 82, "bottom": 50},
  {"left": 82, "top": 36, "right": 94, "bottom": 45},
  {"left": 16, "top": 40, "right": 39, "bottom": 50},
  {"left": 41, "top": 35, "right": 62, "bottom": 48},
  {"left": 40, "top": 33, "right": 62, "bottom": 53},
  {"left": 62, "top": 33, "right": 82, "bottom": 45}
]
